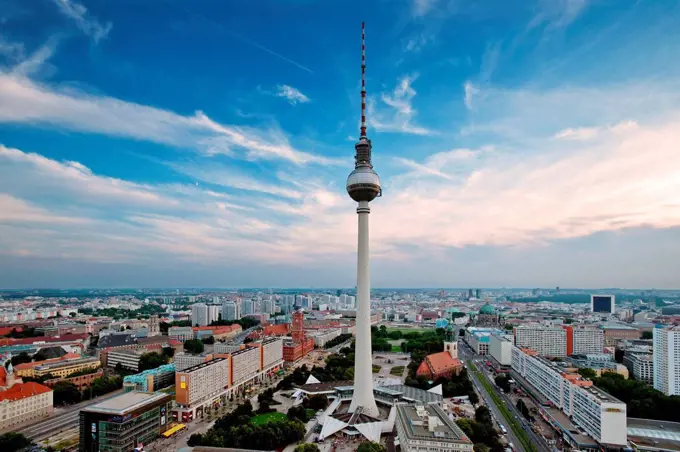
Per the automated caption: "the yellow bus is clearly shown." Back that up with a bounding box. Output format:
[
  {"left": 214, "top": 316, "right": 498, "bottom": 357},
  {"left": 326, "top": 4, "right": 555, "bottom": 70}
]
[{"left": 162, "top": 424, "right": 187, "bottom": 438}]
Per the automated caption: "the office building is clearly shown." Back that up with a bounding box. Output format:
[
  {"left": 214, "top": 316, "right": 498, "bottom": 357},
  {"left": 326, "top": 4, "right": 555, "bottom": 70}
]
[
  {"left": 591, "top": 294, "right": 615, "bottom": 314},
  {"left": 514, "top": 325, "right": 567, "bottom": 358},
  {"left": 176, "top": 358, "right": 230, "bottom": 421},
  {"left": 563, "top": 326, "right": 604, "bottom": 355},
  {"left": 32, "top": 356, "right": 101, "bottom": 379},
  {"left": 168, "top": 326, "right": 194, "bottom": 342},
  {"left": 174, "top": 352, "right": 213, "bottom": 372},
  {"left": 123, "top": 364, "right": 175, "bottom": 392},
  {"left": 512, "top": 346, "right": 627, "bottom": 446},
  {"left": 602, "top": 323, "right": 641, "bottom": 346},
  {"left": 653, "top": 325, "right": 680, "bottom": 395},
  {"left": 623, "top": 352, "right": 654, "bottom": 383},
  {"left": 308, "top": 328, "right": 342, "bottom": 347},
  {"left": 395, "top": 404, "right": 473, "bottom": 452},
  {"left": 464, "top": 327, "right": 504, "bottom": 355},
  {"left": 0, "top": 382, "right": 53, "bottom": 429},
  {"left": 106, "top": 349, "right": 145, "bottom": 372},
  {"left": 489, "top": 333, "right": 512, "bottom": 366},
  {"left": 221, "top": 300, "right": 241, "bottom": 321},
  {"left": 241, "top": 299, "right": 254, "bottom": 316},
  {"left": 79, "top": 391, "right": 173, "bottom": 452}
]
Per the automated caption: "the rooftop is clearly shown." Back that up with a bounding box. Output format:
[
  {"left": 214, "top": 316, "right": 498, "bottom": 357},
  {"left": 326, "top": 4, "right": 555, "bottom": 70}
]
[
  {"left": 180, "top": 357, "right": 226, "bottom": 374},
  {"left": 0, "top": 382, "right": 52, "bottom": 402},
  {"left": 84, "top": 390, "right": 170, "bottom": 415},
  {"left": 396, "top": 403, "right": 471, "bottom": 444}
]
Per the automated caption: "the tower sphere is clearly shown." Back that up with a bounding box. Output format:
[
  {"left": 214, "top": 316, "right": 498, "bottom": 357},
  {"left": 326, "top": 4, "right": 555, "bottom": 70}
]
[{"left": 346, "top": 166, "right": 381, "bottom": 202}]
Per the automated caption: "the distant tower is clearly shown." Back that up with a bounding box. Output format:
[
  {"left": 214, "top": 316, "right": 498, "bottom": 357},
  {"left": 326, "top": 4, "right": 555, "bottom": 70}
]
[
  {"left": 148, "top": 314, "right": 160, "bottom": 337},
  {"left": 291, "top": 310, "right": 306, "bottom": 344},
  {"left": 346, "top": 22, "right": 380, "bottom": 418}
]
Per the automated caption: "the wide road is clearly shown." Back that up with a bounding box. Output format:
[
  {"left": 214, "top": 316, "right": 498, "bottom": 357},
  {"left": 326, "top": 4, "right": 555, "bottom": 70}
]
[
  {"left": 17, "top": 388, "right": 125, "bottom": 441},
  {"left": 460, "top": 342, "right": 552, "bottom": 452}
]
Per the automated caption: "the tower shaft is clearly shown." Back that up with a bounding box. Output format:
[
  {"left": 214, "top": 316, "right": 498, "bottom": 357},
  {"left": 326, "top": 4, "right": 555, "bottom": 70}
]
[{"left": 349, "top": 201, "right": 379, "bottom": 417}]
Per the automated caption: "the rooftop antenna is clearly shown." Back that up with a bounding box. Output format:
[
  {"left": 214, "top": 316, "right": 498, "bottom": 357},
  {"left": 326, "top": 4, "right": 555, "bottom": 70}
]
[{"left": 360, "top": 21, "right": 367, "bottom": 139}]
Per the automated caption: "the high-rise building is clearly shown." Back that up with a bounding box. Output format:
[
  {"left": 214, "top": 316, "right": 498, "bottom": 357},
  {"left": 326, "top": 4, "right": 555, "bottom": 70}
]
[
  {"left": 512, "top": 346, "right": 627, "bottom": 446},
  {"left": 242, "top": 299, "right": 254, "bottom": 316},
  {"left": 563, "top": 326, "right": 605, "bottom": 355},
  {"left": 222, "top": 300, "right": 241, "bottom": 321},
  {"left": 345, "top": 21, "right": 381, "bottom": 418},
  {"left": 623, "top": 352, "right": 654, "bottom": 383},
  {"left": 514, "top": 325, "right": 567, "bottom": 358},
  {"left": 591, "top": 294, "right": 615, "bottom": 314},
  {"left": 489, "top": 333, "right": 513, "bottom": 366},
  {"left": 282, "top": 295, "right": 295, "bottom": 314},
  {"left": 261, "top": 298, "right": 275, "bottom": 315},
  {"left": 654, "top": 325, "right": 680, "bottom": 395},
  {"left": 191, "top": 303, "right": 219, "bottom": 327}
]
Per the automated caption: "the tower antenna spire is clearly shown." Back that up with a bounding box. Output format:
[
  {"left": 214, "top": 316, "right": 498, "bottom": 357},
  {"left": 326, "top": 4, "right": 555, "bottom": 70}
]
[{"left": 360, "top": 21, "right": 367, "bottom": 138}]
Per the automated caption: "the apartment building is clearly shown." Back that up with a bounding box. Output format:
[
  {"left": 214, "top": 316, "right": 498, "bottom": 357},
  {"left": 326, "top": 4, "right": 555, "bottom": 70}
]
[
  {"left": 230, "top": 346, "right": 261, "bottom": 387},
  {"left": 623, "top": 352, "right": 654, "bottom": 383},
  {"left": 514, "top": 325, "right": 567, "bottom": 358},
  {"left": 174, "top": 352, "right": 214, "bottom": 371},
  {"left": 653, "top": 325, "right": 680, "bottom": 395},
  {"left": 0, "top": 382, "right": 53, "bottom": 429},
  {"left": 175, "top": 358, "right": 230, "bottom": 421},
  {"left": 511, "top": 346, "right": 627, "bottom": 446},
  {"left": 564, "top": 326, "right": 605, "bottom": 355},
  {"left": 261, "top": 337, "right": 284, "bottom": 371}
]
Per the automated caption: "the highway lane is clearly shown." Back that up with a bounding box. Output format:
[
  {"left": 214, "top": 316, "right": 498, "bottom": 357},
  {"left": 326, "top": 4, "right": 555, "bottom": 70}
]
[{"left": 18, "top": 389, "right": 125, "bottom": 441}]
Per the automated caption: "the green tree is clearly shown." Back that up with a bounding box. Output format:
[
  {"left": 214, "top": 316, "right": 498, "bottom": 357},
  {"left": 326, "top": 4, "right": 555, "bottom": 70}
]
[
  {"left": 641, "top": 331, "right": 653, "bottom": 340},
  {"left": 138, "top": 352, "right": 169, "bottom": 371},
  {"left": 475, "top": 406, "right": 493, "bottom": 426},
  {"left": 303, "top": 394, "right": 328, "bottom": 411},
  {"left": 474, "top": 443, "right": 490, "bottom": 452},
  {"left": 53, "top": 381, "right": 82, "bottom": 406},
  {"left": 294, "top": 444, "right": 320, "bottom": 452},
  {"left": 0, "top": 432, "right": 32, "bottom": 450},
  {"left": 357, "top": 442, "right": 387, "bottom": 452},
  {"left": 577, "top": 367, "right": 597, "bottom": 380},
  {"left": 187, "top": 434, "right": 203, "bottom": 446},
  {"left": 494, "top": 374, "right": 511, "bottom": 392},
  {"left": 287, "top": 405, "right": 308, "bottom": 422},
  {"left": 184, "top": 339, "right": 205, "bottom": 354}
]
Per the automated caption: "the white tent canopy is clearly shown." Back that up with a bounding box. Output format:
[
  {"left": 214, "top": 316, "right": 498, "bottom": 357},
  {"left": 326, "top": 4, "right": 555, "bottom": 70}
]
[
  {"left": 428, "top": 384, "right": 443, "bottom": 396},
  {"left": 356, "top": 421, "right": 383, "bottom": 443},
  {"left": 305, "top": 374, "right": 321, "bottom": 385},
  {"left": 319, "top": 417, "right": 348, "bottom": 440}
]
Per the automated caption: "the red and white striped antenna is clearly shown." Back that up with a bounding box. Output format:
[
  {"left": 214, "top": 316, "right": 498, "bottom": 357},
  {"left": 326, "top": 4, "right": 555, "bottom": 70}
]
[{"left": 360, "top": 21, "right": 367, "bottom": 138}]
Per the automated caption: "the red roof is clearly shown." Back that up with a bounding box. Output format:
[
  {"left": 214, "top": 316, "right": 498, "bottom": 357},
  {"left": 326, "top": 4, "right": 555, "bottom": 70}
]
[
  {"left": 0, "top": 327, "right": 23, "bottom": 336},
  {"left": 0, "top": 382, "right": 52, "bottom": 402},
  {"left": 416, "top": 351, "right": 463, "bottom": 378},
  {"left": 0, "top": 367, "right": 6, "bottom": 387},
  {"left": 264, "top": 324, "right": 289, "bottom": 336},
  {"left": 0, "top": 333, "right": 88, "bottom": 346}
]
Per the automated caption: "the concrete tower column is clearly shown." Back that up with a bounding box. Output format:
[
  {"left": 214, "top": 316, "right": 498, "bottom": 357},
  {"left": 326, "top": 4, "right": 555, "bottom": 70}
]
[{"left": 349, "top": 200, "right": 379, "bottom": 417}]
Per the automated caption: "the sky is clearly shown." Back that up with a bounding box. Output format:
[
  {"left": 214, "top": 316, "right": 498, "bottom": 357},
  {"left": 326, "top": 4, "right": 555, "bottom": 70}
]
[{"left": 1, "top": 0, "right": 680, "bottom": 289}]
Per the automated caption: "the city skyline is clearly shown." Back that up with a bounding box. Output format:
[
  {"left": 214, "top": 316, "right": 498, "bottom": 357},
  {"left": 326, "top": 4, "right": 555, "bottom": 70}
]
[{"left": 2, "top": 0, "right": 680, "bottom": 289}]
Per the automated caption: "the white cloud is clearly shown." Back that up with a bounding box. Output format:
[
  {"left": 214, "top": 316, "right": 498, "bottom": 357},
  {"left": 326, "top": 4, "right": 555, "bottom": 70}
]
[
  {"left": 463, "top": 81, "right": 480, "bottom": 110},
  {"left": 553, "top": 126, "right": 600, "bottom": 140},
  {"left": 10, "top": 38, "right": 58, "bottom": 76},
  {"left": 369, "top": 74, "right": 433, "bottom": 135},
  {"left": 0, "top": 73, "right": 338, "bottom": 166},
  {"left": 412, "top": 0, "right": 439, "bottom": 17},
  {"left": 52, "top": 0, "right": 112, "bottom": 43},
  {"left": 275, "top": 84, "right": 310, "bottom": 105},
  {"left": 529, "top": 0, "right": 589, "bottom": 32}
]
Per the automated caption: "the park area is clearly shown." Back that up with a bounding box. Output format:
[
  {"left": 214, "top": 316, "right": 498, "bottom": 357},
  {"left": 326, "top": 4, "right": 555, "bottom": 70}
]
[{"left": 250, "top": 411, "right": 287, "bottom": 425}]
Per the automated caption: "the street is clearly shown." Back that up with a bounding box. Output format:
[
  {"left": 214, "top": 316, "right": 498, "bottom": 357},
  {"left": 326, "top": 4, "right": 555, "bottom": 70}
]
[
  {"left": 459, "top": 342, "right": 552, "bottom": 452},
  {"left": 15, "top": 388, "right": 126, "bottom": 441}
]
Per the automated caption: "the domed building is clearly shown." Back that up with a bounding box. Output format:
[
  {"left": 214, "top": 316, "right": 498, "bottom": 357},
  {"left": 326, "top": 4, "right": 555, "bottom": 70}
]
[{"left": 470, "top": 301, "right": 504, "bottom": 327}]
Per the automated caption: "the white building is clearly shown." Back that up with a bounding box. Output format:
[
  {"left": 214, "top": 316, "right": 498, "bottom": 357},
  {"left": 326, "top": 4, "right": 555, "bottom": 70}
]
[
  {"left": 571, "top": 326, "right": 605, "bottom": 355},
  {"left": 222, "top": 300, "right": 241, "bottom": 321},
  {"left": 242, "top": 299, "right": 254, "bottom": 316},
  {"left": 309, "top": 328, "right": 342, "bottom": 347},
  {"left": 514, "top": 325, "right": 567, "bottom": 358},
  {"left": 339, "top": 294, "right": 356, "bottom": 308},
  {"left": 512, "top": 346, "right": 627, "bottom": 446},
  {"left": 395, "top": 404, "right": 473, "bottom": 452},
  {"left": 191, "top": 303, "right": 219, "bottom": 327},
  {"left": 174, "top": 352, "right": 212, "bottom": 371},
  {"left": 623, "top": 352, "right": 654, "bottom": 383},
  {"left": 176, "top": 358, "right": 230, "bottom": 418},
  {"left": 261, "top": 337, "right": 284, "bottom": 370},
  {"left": 653, "top": 326, "right": 680, "bottom": 395},
  {"left": 230, "top": 346, "right": 261, "bottom": 387},
  {"left": 106, "top": 350, "right": 144, "bottom": 371},
  {"left": 0, "top": 382, "right": 54, "bottom": 429},
  {"left": 168, "top": 326, "right": 194, "bottom": 342},
  {"left": 489, "top": 334, "right": 513, "bottom": 366},
  {"left": 261, "top": 298, "right": 275, "bottom": 315}
]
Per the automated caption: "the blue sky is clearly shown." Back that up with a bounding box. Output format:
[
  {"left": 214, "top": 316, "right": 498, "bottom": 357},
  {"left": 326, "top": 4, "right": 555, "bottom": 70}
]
[{"left": 1, "top": 0, "right": 680, "bottom": 289}]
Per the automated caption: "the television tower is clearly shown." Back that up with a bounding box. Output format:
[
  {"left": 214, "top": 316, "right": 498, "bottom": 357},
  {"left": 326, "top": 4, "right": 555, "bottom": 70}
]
[{"left": 346, "top": 21, "right": 380, "bottom": 418}]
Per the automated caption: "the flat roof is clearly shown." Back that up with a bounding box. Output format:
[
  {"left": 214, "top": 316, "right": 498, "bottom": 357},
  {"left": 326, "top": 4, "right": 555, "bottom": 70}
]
[
  {"left": 84, "top": 391, "right": 170, "bottom": 415},
  {"left": 396, "top": 404, "right": 471, "bottom": 444},
  {"left": 181, "top": 358, "right": 226, "bottom": 374}
]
